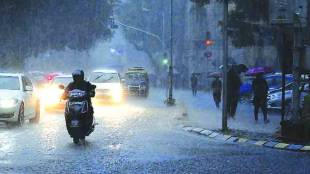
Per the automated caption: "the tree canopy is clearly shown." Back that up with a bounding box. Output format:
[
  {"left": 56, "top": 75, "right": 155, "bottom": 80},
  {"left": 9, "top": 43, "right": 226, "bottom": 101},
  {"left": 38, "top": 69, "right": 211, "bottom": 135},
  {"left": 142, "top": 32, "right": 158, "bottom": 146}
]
[
  {"left": 190, "top": 0, "right": 271, "bottom": 47},
  {"left": 0, "top": 0, "right": 115, "bottom": 69},
  {"left": 117, "top": 0, "right": 187, "bottom": 72},
  {"left": 228, "top": 0, "right": 271, "bottom": 47}
]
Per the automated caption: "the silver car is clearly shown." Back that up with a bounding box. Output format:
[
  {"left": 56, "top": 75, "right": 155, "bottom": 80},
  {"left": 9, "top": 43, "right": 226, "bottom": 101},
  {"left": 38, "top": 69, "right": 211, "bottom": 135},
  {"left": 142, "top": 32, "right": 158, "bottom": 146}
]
[
  {"left": 267, "top": 83, "right": 309, "bottom": 110},
  {"left": 0, "top": 73, "right": 40, "bottom": 126}
]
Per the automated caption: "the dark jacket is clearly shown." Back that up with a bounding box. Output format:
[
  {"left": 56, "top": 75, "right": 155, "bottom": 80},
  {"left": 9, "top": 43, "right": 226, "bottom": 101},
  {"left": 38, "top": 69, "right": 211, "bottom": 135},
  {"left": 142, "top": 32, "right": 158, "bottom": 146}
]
[
  {"left": 227, "top": 68, "right": 242, "bottom": 96},
  {"left": 191, "top": 76, "right": 198, "bottom": 87},
  {"left": 62, "top": 80, "right": 96, "bottom": 103},
  {"left": 252, "top": 77, "right": 268, "bottom": 100},
  {"left": 212, "top": 79, "right": 222, "bottom": 94}
]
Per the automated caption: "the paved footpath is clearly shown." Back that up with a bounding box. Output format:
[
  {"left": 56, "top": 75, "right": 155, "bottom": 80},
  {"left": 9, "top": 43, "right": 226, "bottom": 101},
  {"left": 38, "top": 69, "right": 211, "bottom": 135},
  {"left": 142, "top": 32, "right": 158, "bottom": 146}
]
[{"left": 173, "top": 89, "right": 281, "bottom": 135}]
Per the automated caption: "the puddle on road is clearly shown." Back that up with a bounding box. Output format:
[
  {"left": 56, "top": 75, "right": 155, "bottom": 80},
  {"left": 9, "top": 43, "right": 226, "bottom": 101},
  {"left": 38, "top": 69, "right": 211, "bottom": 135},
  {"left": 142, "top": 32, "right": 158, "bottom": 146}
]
[{"left": 95, "top": 104, "right": 146, "bottom": 129}]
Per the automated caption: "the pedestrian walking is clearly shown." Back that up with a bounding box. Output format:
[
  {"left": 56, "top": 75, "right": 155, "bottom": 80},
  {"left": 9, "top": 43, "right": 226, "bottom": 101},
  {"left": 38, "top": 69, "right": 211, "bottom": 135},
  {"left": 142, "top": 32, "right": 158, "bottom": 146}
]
[
  {"left": 227, "top": 67, "right": 241, "bottom": 119},
  {"left": 252, "top": 73, "right": 269, "bottom": 123},
  {"left": 211, "top": 77, "right": 222, "bottom": 108},
  {"left": 227, "top": 64, "right": 248, "bottom": 119},
  {"left": 191, "top": 73, "right": 198, "bottom": 96}
]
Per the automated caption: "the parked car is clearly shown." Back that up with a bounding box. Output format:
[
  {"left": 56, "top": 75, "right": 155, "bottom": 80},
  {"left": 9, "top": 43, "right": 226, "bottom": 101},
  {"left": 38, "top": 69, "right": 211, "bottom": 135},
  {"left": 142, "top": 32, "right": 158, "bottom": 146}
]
[
  {"left": 267, "top": 83, "right": 309, "bottom": 111},
  {"left": 240, "top": 73, "right": 293, "bottom": 102},
  {"left": 124, "top": 67, "right": 149, "bottom": 97},
  {"left": 89, "top": 69, "right": 123, "bottom": 103},
  {"left": 0, "top": 73, "right": 40, "bottom": 126}
]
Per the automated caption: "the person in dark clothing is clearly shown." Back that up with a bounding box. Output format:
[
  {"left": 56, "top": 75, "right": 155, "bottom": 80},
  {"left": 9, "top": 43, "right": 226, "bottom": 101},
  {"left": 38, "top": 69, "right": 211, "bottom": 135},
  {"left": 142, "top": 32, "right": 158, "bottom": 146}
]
[
  {"left": 191, "top": 73, "right": 198, "bottom": 96},
  {"left": 62, "top": 70, "right": 96, "bottom": 137},
  {"left": 252, "top": 73, "right": 269, "bottom": 123},
  {"left": 227, "top": 67, "right": 241, "bottom": 119},
  {"left": 211, "top": 77, "right": 222, "bottom": 108},
  {"left": 62, "top": 70, "right": 96, "bottom": 105},
  {"left": 227, "top": 64, "right": 248, "bottom": 119}
]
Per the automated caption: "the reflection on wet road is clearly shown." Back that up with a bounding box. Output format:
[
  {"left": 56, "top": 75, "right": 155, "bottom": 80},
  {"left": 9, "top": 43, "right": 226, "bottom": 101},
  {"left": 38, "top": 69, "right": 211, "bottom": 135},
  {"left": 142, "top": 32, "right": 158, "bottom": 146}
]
[{"left": 1, "top": 90, "right": 310, "bottom": 173}]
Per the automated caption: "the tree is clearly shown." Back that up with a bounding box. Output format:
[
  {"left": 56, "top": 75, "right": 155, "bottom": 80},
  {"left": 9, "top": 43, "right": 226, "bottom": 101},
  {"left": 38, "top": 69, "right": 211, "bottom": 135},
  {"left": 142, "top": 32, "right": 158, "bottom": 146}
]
[
  {"left": 0, "top": 0, "right": 115, "bottom": 69},
  {"left": 117, "top": 0, "right": 165, "bottom": 72},
  {"left": 227, "top": 0, "right": 271, "bottom": 48},
  {"left": 117, "top": 0, "right": 188, "bottom": 73},
  {"left": 190, "top": 0, "right": 271, "bottom": 48}
]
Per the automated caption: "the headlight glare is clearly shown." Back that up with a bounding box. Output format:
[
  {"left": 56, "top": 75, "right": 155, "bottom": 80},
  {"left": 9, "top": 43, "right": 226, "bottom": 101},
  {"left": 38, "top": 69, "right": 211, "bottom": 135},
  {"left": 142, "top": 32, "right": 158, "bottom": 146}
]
[{"left": 111, "top": 85, "right": 123, "bottom": 103}]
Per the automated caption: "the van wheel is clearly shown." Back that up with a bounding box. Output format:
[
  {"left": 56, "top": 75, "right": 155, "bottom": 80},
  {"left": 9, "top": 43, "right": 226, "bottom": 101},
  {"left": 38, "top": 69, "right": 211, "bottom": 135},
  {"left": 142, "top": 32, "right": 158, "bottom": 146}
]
[
  {"left": 16, "top": 103, "right": 25, "bottom": 127},
  {"left": 30, "top": 101, "right": 40, "bottom": 124}
]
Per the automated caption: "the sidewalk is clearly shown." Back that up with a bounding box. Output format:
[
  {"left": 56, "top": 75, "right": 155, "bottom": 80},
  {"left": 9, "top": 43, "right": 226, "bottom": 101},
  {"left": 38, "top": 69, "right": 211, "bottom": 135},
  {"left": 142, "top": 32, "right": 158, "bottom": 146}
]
[{"left": 173, "top": 89, "right": 281, "bottom": 138}]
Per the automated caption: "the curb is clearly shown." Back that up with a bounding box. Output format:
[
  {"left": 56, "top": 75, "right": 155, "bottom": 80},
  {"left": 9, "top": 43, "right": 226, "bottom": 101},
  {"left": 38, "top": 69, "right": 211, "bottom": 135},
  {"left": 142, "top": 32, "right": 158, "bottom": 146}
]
[{"left": 180, "top": 125, "right": 310, "bottom": 152}]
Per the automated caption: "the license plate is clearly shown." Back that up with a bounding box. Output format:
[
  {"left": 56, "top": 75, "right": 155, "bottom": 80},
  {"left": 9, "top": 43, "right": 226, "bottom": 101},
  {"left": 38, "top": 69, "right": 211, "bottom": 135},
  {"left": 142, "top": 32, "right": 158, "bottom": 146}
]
[{"left": 70, "top": 120, "right": 79, "bottom": 127}]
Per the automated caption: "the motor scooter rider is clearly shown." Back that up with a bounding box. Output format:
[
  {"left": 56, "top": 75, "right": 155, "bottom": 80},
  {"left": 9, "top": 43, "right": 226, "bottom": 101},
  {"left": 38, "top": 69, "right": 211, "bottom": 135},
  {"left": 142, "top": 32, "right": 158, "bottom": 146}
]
[{"left": 62, "top": 70, "right": 96, "bottom": 138}]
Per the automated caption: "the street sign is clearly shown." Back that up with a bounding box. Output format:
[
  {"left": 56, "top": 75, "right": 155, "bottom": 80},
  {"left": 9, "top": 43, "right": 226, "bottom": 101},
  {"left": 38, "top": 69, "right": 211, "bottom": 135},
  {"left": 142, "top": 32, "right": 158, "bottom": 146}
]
[{"left": 269, "top": 0, "right": 293, "bottom": 25}]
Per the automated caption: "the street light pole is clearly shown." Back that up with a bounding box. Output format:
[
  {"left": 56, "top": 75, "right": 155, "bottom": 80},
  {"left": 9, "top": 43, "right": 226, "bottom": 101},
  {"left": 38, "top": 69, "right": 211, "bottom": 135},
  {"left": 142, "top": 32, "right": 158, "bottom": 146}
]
[
  {"left": 114, "top": 20, "right": 163, "bottom": 47},
  {"left": 165, "top": 0, "right": 175, "bottom": 106},
  {"left": 222, "top": 0, "right": 229, "bottom": 132},
  {"left": 292, "top": 13, "right": 302, "bottom": 120}
]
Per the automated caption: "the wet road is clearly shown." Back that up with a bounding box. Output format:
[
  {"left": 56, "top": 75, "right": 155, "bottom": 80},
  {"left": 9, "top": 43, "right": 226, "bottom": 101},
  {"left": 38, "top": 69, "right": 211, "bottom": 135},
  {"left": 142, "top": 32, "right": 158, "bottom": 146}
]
[{"left": 1, "top": 91, "right": 310, "bottom": 174}]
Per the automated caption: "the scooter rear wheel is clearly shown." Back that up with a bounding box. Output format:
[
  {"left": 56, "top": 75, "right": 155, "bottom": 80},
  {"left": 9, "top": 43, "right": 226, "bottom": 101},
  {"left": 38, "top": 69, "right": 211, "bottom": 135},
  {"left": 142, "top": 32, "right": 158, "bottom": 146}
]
[{"left": 73, "top": 138, "right": 79, "bottom": 144}]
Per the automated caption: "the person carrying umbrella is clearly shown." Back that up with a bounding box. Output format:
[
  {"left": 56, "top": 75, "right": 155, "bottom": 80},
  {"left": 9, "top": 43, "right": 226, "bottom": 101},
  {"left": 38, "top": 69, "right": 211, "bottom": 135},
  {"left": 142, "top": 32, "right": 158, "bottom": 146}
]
[
  {"left": 191, "top": 73, "right": 198, "bottom": 96},
  {"left": 211, "top": 76, "right": 222, "bottom": 108},
  {"left": 227, "top": 64, "right": 248, "bottom": 119},
  {"left": 252, "top": 73, "right": 269, "bottom": 123}
]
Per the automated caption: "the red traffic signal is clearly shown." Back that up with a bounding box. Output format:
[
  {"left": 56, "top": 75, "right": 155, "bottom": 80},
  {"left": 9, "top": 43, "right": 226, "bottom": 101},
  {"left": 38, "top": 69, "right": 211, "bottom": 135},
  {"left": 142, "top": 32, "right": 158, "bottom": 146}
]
[{"left": 205, "top": 39, "right": 214, "bottom": 46}]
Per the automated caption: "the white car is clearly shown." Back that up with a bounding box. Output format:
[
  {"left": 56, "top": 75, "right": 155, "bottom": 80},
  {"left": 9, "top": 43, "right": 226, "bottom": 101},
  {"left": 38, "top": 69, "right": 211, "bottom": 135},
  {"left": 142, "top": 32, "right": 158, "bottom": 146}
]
[
  {"left": 89, "top": 70, "right": 123, "bottom": 103},
  {"left": 0, "top": 73, "right": 40, "bottom": 126}
]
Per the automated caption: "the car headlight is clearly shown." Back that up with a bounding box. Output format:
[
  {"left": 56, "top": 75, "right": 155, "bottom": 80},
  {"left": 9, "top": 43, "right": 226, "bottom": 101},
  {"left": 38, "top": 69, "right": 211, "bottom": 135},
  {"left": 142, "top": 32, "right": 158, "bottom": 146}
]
[
  {"left": 0, "top": 99, "right": 18, "bottom": 108},
  {"left": 41, "top": 87, "right": 63, "bottom": 106},
  {"left": 111, "top": 86, "right": 123, "bottom": 103}
]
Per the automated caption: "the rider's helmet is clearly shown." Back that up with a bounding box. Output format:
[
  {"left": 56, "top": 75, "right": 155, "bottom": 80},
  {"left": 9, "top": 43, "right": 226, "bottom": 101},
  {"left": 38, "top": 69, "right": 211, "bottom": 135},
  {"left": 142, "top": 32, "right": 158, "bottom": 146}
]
[{"left": 72, "top": 70, "right": 84, "bottom": 82}]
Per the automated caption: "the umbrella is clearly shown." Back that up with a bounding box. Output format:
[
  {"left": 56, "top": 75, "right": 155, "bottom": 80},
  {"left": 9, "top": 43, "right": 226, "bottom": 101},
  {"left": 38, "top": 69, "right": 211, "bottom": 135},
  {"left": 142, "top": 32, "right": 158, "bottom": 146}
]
[
  {"left": 237, "top": 64, "right": 248, "bottom": 73},
  {"left": 208, "top": 72, "right": 222, "bottom": 78},
  {"left": 245, "top": 66, "right": 273, "bottom": 76}
]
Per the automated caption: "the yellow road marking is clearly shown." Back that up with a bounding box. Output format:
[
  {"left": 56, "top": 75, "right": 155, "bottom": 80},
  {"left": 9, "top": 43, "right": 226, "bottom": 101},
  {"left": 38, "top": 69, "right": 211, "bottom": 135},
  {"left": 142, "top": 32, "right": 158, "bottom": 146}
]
[
  {"left": 301, "top": 146, "right": 310, "bottom": 151},
  {"left": 238, "top": 138, "right": 248, "bottom": 143},
  {"left": 223, "top": 135, "right": 231, "bottom": 140},
  {"left": 254, "top": 141, "right": 267, "bottom": 146},
  {"left": 274, "top": 143, "right": 289, "bottom": 149}
]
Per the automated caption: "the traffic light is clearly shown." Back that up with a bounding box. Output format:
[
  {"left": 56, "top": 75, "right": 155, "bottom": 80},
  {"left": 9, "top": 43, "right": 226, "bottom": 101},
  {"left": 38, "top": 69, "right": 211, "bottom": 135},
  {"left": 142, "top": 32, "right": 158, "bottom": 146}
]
[
  {"left": 205, "top": 31, "right": 214, "bottom": 47},
  {"left": 205, "top": 39, "right": 214, "bottom": 46},
  {"left": 162, "top": 58, "right": 169, "bottom": 65},
  {"left": 161, "top": 53, "right": 169, "bottom": 66}
]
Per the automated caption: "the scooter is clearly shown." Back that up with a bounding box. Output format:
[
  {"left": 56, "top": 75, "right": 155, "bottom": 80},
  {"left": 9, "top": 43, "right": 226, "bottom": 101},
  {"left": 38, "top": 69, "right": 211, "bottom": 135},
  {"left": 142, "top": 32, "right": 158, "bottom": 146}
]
[{"left": 62, "top": 87, "right": 96, "bottom": 144}]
